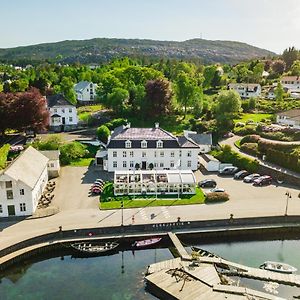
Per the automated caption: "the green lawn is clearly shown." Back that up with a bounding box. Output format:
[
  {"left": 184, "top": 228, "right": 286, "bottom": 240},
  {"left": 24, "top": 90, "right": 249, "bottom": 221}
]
[
  {"left": 69, "top": 158, "right": 94, "bottom": 166},
  {"left": 234, "top": 113, "right": 273, "bottom": 124},
  {"left": 100, "top": 187, "right": 205, "bottom": 209},
  {"left": 234, "top": 139, "right": 241, "bottom": 148},
  {"left": 77, "top": 105, "right": 104, "bottom": 121}
]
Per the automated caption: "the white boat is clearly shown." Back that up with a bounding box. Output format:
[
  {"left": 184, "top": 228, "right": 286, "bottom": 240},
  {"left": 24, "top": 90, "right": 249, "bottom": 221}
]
[
  {"left": 260, "top": 261, "right": 297, "bottom": 274},
  {"left": 71, "top": 242, "right": 119, "bottom": 254},
  {"left": 132, "top": 238, "right": 162, "bottom": 248}
]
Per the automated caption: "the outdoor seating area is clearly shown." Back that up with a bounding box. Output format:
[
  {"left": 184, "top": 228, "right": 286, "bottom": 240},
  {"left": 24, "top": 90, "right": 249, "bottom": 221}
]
[
  {"left": 37, "top": 181, "right": 56, "bottom": 209},
  {"left": 114, "top": 170, "right": 196, "bottom": 196}
]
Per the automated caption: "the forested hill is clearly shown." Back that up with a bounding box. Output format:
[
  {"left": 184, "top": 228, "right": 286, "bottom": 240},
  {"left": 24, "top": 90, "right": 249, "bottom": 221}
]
[{"left": 0, "top": 38, "right": 276, "bottom": 65}]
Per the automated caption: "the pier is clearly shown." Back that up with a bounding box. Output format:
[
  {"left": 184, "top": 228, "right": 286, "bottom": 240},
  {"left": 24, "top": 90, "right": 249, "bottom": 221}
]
[{"left": 145, "top": 233, "right": 299, "bottom": 300}]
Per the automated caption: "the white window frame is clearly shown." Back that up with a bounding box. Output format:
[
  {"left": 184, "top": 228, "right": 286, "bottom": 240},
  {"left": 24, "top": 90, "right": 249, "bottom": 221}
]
[
  {"left": 142, "top": 151, "right": 146, "bottom": 158},
  {"left": 170, "top": 151, "right": 175, "bottom": 157},
  {"left": 0, "top": 204, "right": 2, "bottom": 213},
  {"left": 20, "top": 189, "right": 25, "bottom": 196},
  {"left": 123, "top": 161, "right": 127, "bottom": 168},
  {"left": 187, "top": 150, "right": 192, "bottom": 157},
  {"left": 69, "top": 117, "right": 73, "bottom": 122},
  {"left": 20, "top": 203, "right": 26, "bottom": 212},
  {"left": 141, "top": 140, "right": 147, "bottom": 148},
  {"left": 113, "top": 151, "right": 117, "bottom": 158},
  {"left": 113, "top": 161, "right": 117, "bottom": 168},
  {"left": 170, "top": 161, "right": 174, "bottom": 168},
  {"left": 187, "top": 161, "right": 192, "bottom": 168},
  {"left": 160, "top": 162, "right": 164, "bottom": 168},
  {"left": 125, "top": 140, "right": 131, "bottom": 148},
  {"left": 130, "top": 161, "right": 134, "bottom": 168},
  {"left": 160, "top": 151, "right": 164, "bottom": 157},
  {"left": 157, "top": 140, "right": 163, "bottom": 148},
  {"left": 69, "top": 108, "right": 72, "bottom": 113},
  {"left": 129, "top": 151, "right": 134, "bottom": 157},
  {"left": 123, "top": 151, "right": 127, "bottom": 158}
]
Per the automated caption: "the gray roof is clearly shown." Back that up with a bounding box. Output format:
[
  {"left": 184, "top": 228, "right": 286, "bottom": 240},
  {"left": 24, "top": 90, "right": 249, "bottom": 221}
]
[
  {"left": 0, "top": 146, "right": 49, "bottom": 189},
  {"left": 74, "top": 81, "right": 92, "bottom": 92},
  {"left": 40, "top": 150, "right": 60, "bottom": 160},
  {"left": 47, "top": 94, "right": 75, "bottom": 107},
  {"left": 277, "top": 109, "right": 300, "bottom": 118},
  {"left": 108, "top": 125, "right": 199, "bottom": 149},
  {"left": 186, "top": 133, "right": 212, "bottom": 146}
]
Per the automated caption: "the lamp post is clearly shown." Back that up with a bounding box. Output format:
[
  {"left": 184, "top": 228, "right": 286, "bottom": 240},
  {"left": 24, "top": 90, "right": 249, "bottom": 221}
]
[
  {"left": 284, "top": 191, "right": 291, "bottom": 217},
  {"left": 121, "top": 200, "right": 124, "bottom": 226}
]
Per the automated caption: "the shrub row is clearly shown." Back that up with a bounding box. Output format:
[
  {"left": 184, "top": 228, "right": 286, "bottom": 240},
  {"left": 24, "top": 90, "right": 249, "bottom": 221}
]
[
  {"left": 205, "top": 192, "right": 229, "bottom": 203},
  {"left": 214, "top": 145, "right": 260, "bottom": 173},
  {"left": 240, "top": 135, "right": 260, "bottom": 145},
  {"left": 0, "top": 144, "right": 10, "bottom": 169},
  {"left": 266, "top": 149, "right": 300, "bottom": 173},
  {"left": 233, "top": 125, "right": 257, "bottom": 136},
  {"left": 258, "top": 140, "right": 297, "bottom": 154},
  {"left": 240, "top": 143, "right": 260, "bottom": 157}
]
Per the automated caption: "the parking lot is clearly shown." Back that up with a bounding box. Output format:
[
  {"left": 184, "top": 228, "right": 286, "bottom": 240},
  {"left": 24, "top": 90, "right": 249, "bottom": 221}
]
[
  {"left": 194, "top": 169, "right": 300, "bottom": 217},
  {"left": 52, "top": 165, "right": 113, "bottom": 211}
]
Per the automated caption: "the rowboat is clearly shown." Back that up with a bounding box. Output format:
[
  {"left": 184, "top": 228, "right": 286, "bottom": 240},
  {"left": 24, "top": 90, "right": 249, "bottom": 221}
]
[
  {"left": 71, "top": 242, "right": 119, "bottom": 254},
  {"left": 260, "top": 261, "right": 297, "bottom": 274},
  {"left": 132, "top": 237, "right": 162, "bottom": 248}
]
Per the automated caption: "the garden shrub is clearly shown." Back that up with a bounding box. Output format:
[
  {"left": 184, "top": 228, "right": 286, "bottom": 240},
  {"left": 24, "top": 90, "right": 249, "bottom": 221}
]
[
  {"left": 101, "top": 182, "right": 114, "bottom": 202},
  {"left": 105, "top": 118, "right": 127, "bottom": 130},
  {"left": 0, "top": 144, "right": 10, "bottom": 169},
  {"left": 266, "top": 149, "right": 300, "bottom": 173},
  {"left": 240, "top": 134, "right": 260, "bottom": 145},
  {"left": 33, "top": 135, "right": 62, "bottom": 150},
  {"left": 96, "top": 125, "right": 111, "bottom": 143},
  {"left": 233, "top": 125, "right": 257, "bottom": 136},
  {"left": 59, "top": 141, "right": 87, "bottom": 165},
  {"left": 260, "top": 131, "right": 293, "bottom": 142},
  {"left": 205, "top": 192, "right": 229, "bottom": 203},
  {"left": 240, "top": 143, "right": 259, "bottom": 157}
]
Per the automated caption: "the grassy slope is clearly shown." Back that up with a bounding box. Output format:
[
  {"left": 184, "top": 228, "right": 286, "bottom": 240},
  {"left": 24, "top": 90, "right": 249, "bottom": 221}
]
[{"left": 234, "top": 113, "right": 273, "bottom": 123}]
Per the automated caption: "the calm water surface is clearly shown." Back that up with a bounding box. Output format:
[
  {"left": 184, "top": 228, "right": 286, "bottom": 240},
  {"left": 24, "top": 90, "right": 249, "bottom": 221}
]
[{"left": 1, "top": 239, "right": 300, "bottom": 300}]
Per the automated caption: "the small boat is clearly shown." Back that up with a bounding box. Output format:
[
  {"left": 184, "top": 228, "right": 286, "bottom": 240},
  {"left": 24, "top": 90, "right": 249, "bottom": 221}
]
[
  {"left": 260, "top": 261, "right": 297, "bottom": 274},
  {"left": 71, "top": 242, "right": 119, "bottom": 254},
  {"left": 132, "top": 238, "right": 162, "bottom": 248}
]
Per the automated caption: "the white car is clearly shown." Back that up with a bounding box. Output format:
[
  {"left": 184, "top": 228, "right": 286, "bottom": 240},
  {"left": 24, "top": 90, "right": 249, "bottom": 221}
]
[
  {"left": 210, "top": 188, "right": 225, "bottom": 193},
  {"left": 243, "top": 173, "right": 260, "bottom": 183}
]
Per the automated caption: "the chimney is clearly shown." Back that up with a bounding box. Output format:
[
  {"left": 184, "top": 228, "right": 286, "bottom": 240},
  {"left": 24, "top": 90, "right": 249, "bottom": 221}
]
[{"left": 155, "top": 122, "right": 159, "bottom": 129}]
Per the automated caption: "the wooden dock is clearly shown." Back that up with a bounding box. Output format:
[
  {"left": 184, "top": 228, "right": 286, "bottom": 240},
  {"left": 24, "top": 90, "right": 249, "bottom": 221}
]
[
  {"left": 145, "top": 234, "right": 295, "bottom": 299},
  {"left": 167, "top": 232, "right": 190, "bottom": 260}
]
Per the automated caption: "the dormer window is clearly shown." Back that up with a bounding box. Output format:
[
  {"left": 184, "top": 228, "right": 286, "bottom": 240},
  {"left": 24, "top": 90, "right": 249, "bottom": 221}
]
[
  {"left": 141, "top": 140, "right": 147, "bottom": 148},
  {"left": 157, "top": 140, "right": 163, "bottom": 148},
  {"left": 125, "top": 140, "right": 131, "bottom": 148}
]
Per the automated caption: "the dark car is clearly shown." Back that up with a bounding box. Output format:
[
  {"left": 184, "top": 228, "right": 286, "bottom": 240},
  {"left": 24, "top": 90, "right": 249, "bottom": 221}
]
[
  {"left": 198, "top": 179, "right": 217, "bottom": 188},
  {"left": 234, "top": 170, "right": 249, "bottom": 180},
  {"left": 219, "top": 166, "right": 239, "bottom": 175},
  {"left": 253, "top": 175, "right": 272, "bottom": 186}
]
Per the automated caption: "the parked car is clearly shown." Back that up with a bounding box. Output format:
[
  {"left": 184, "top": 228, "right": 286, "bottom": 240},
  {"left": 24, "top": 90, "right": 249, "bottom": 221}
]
[
  {"left": 210, "top": 187, "right": 225, "bottom": 193},
  {"left": 243, "top": 173, "right": 260, "bottom": 183},
  {"left": 253, "top": 175, "right": 272, "bottom": 186},
  {"left": 223, "top": 132, "right": 234, "bottom": 138},
  {"left": 219, "top": 166, "right": 239, "bottom": 175},
  {"left": 91, "top": 187, "right": 102, "bottom": 195},
  {"left": 198, "top": 179, "right": 217, "bottom": 188},
  {"left": 234, "top": 170, "right": 249, "bottom": 180}
]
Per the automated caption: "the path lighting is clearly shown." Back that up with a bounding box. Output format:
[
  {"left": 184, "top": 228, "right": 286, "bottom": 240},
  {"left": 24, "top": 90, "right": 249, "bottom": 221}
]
[
  {"left": 121, "top": 200, "right": 124, "bottom": 226},
  {"left": 285, "top": 191, "right": 292, "bottom": 216}
]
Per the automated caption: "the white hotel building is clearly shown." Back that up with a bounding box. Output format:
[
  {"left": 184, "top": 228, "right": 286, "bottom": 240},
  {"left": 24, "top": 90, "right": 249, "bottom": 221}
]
[{"left": 98, "top": 123, "right": 200, "bottom": 172}]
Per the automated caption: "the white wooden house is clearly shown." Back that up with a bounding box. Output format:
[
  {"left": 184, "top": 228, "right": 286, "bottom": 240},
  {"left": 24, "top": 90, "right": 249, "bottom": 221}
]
[
  {"left": 276, "top": 109, "right": 300, "bottom": 129},
  {"left": 74, "top": 81, "right": 97, "bottom": 104},
  {"left": 40, "top": 150, "right": 60, "bottom": 178},
  {"left": 47, "top": 94, "right": 78, "bottom": 132},
  {"left": 228, "top": 83, "right": 261, "bottom": 99},
  {"left": 96, "top": 123, "right": 200, "bottom": 172},
  {"left": 0, "top": 147, "right": 48, "bottom": 217}
]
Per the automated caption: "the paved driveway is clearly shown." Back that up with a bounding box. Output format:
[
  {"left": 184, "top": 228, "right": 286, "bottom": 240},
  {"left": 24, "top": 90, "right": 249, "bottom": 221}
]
[
  {"left": 194, "top": 169, "right": 300, "bottom": 217},
  {"left": 52, "top": 165, "right": 113, "bottom": 211}
]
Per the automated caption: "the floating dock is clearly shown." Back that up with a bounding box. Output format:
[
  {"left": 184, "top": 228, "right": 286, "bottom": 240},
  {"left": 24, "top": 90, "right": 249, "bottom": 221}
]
[{"left": 145, "top": 232, "right": 299, "bottom": 300}]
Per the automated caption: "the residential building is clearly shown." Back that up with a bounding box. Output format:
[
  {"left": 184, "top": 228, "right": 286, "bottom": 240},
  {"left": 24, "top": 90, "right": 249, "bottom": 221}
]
[
  {"left": 228, "top": 83, "right": 261, "bottom": 98},
  {"left": 40, "top": 150, "right": 60, "bottom": 178},
  {"left": 47, "top": 94, "right": 78, "bottom": 132},
  {"left": 114, "top": 170, "right": 196, "bottom": 196},
  {"left": 0, "top": 147, "right": 48, "bottom": 217},
  {"left": 280, "top": 76, "right": 300, "bottom": 93},
  {"left": 74, "top": 81, "right": 97, "bottom": 104},
  {"left": 266, "top": 85, "right": 288, "bottom": 100},
  {"left": 98, "top": 123, "right": 199, "bottom": 172},
  {"left": 276, "top": 109, "right": 300, "bottom": 129},
  {"left": 183, "top": 131, "right": 212, "bottom": 153}
]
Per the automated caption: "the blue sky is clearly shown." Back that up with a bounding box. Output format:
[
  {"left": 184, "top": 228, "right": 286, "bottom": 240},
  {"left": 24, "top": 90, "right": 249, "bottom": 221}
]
[{"left": 1, "top": 0, "right": 300, "bottom": 53}]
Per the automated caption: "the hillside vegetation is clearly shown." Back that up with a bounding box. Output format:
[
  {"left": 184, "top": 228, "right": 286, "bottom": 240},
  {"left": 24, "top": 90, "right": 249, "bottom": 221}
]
[{"left": 0, "top": 38, "right": 275, "bottom": 65}]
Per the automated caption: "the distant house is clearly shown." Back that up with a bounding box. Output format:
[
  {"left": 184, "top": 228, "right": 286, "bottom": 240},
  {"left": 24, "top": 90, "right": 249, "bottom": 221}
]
[
  {"left": 40, "top": 150, "right": 60, "bottom": 178},
  {"left": 183, "top": 131, "right": 212, "bottom": 153},
  {"left": 267, "top": 86, "right": 288, "bottom": 100},
  {"left": 74, "top": 81, "right": 97, "bottom": 104},
  {"left": 228, "top": 83, "right": 261, "bottom": 99},
  {"left": 276, "top": 109, "right": 300, "bottom": 129},
  {"left": 46, "top": 94, "right": 78, "bottom": 132},
  {"left": 280, "top": 76, "right": 300, "bottom": 93},
  {"left": 0, "top": 147, "right": 48, "bottom": 217}
]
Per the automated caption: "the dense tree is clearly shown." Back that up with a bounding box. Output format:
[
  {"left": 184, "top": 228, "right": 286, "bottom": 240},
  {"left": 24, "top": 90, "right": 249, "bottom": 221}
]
[
  {"left": 107, "top": 87, "right": 129, "bottom": 115},
  {"left": 274, "top": 82, "right": 284, "bottom": 102},
  {"left": 203, "top": 65, "right": 217, "bottom": 88},
  {"left": 271, "top": 60, "right": 286, "bottom": 75},
  {"left": 96, "top": 125, "right": 111, "bottom": 143},
  {"left": 290, "top": 60, "right": 300, "bottom": 76},
  {"left": 145, "top": 78, "right": 173, "bottom": 118},
  {"left": 282, "top": 47, "right": 299, "bottom": 70}
]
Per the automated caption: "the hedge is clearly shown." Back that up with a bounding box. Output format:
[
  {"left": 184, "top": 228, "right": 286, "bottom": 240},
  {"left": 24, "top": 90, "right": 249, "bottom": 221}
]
[
  {"left": 240, "top": 135, "right": 260, "bottom": 145},
  {"left": 0, "top": 144, "right": 10, "bottom": 169},
  {"left": 233, "top": 125, "right": 257, "bottom": 136},
  {"left": 266, "top": 149, "right": 300, "bottom": 173},
  {"left": 214, "top": 145, "right": 260, "bottom": 173},
  {"left": 240, "top": 143, "right": 260, "bottom": 157},
  {"left": 205, "top": 192, "right": 229, "bottom": 203}
]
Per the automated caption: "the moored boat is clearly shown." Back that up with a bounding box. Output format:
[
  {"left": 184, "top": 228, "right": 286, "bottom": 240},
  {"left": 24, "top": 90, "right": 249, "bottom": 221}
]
[
  {"left": 260, "top": 261, "right": 297, "bottom": 274},
  {"left": 71, "top": 242, "right": 119, "bottom": 254},
  {"left": 132, "top": 237, "right": 162, "bottom": 248}
]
